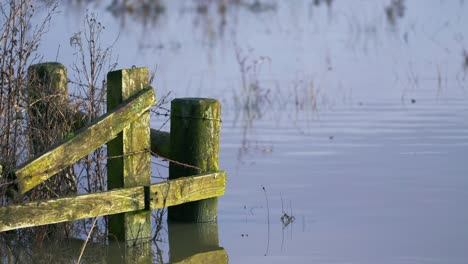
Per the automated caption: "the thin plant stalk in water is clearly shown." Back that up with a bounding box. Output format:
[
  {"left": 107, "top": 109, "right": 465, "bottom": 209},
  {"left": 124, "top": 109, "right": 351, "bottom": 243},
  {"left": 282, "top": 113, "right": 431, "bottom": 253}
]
[{"left": 262, "top": 185, "right": 270, "bottom": 256}]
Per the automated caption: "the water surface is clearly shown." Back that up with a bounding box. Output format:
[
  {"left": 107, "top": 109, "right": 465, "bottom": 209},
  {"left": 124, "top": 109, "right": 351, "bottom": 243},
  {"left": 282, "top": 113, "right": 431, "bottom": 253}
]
[{"left": 30, "top": 0, "right": 468, "bottom": 263}]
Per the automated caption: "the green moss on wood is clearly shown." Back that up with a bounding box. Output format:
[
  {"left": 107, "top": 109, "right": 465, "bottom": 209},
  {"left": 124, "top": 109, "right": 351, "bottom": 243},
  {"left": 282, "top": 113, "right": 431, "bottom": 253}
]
[
  {"left": 169, "top": 98, "right": 221, "bottom": 222},
  {"left": 65, "top": 132, "right": 75, "bottom": 141},
  {"left": 149, "top": 171, "right": 226, "bottom": 209},
  {"left": 27, "top": 62, "right": 68, "bottom": 99},
  {"left": 0, "top": 186, "right": 145, "bottom": 232},
  {"left": 27, "top": 62, "right": 71, "bottom": 157},
  {"left": 107, "top": 68, "right": 153, "bottom": 243},
  {"left": 0, "top": 171, "right": 225, "bottom": 232},
  {"left": 150, "top": 129, "right": 170, "bottom": 158},
  {"left": 15, "top": 87, "right": 156, "bottom": 194}
]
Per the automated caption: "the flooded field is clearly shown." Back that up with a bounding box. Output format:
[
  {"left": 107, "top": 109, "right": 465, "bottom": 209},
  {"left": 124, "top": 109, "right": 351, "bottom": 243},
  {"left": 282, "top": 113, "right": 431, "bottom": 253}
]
[{"left": 7, "top": 0, "right": 468, "bottom": 263}]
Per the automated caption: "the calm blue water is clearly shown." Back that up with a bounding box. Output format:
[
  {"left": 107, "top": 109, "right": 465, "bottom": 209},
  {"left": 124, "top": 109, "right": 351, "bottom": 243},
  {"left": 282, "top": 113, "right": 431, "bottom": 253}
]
[{"left": 29, "top": 0, "right": 468, "bottom": 263}]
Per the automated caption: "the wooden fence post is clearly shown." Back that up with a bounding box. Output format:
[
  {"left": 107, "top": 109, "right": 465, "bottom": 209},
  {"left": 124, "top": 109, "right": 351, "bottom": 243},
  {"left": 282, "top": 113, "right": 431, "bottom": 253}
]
[
  {"left": 169, "top": 98, "right": 221, "bottom": 222},
  {"left": 106, "top": 68, "right": 152, "bottom": 244},
  {"left": 27, "top": 62, "right": 70, "bottom": 155},
  {"left": 26, "top": 62, "right": 76, "bottom": 198}
]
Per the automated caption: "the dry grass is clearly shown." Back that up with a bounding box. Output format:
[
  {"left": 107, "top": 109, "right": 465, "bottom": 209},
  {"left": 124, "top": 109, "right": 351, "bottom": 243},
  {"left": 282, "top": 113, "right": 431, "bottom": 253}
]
[
  {"left": 68, "top": 12, "right": 118, "bottom": 242},
  {"left": 0, "top": 2, "right": 213, "bottom": 262},
  {"left": 0, "top": 0, "right": 57, "bottom": 198},
  {"left": 0, "top": 1, "right": 76, "bottom": 246},
  {"left": 1, "top": 4, "right": 119, "bottom": 261}
]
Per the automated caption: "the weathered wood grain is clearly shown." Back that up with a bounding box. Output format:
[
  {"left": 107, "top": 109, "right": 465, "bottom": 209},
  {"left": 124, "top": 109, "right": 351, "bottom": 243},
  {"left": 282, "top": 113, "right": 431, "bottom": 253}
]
[
  {"left": 150, "top": 129, "right": 170, "bottom": 158},
  {"left": 149, "top": 171, "right": 226, "bottom": 209},
  {"left": 0, "top": 187, "right": 145, "bottom": 232},
  {"left": 63, "top": 114, "right": 170, "bottom": 158},
  {"left": 27, "top": 62, "right": 70, "bottom": 156},
  {"left": 0, "top": 171, "right": 226, "bottom": 232},
  {"left": 107, "top": 68, "right": 153, "bottom": 242},
  {"left": 14, "top": 87, "right": 156, "bottom": 194},
  {"left": 169, "top": 98, "right": 222, "bottom": 222}
]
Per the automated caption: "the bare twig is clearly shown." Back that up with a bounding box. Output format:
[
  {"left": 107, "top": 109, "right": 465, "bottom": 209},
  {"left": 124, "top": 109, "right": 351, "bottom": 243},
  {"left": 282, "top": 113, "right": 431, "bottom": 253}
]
[{"left": 77, "top": 216, "right": 99, "bottom": 264}]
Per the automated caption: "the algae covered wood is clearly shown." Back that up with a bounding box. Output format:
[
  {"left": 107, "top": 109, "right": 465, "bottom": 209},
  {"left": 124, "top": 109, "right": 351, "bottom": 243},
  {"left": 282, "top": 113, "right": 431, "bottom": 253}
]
[
  {"left": 148, "top": 171, "right": 226, "bottom": 209},
  {"left": 0, "top": 187, "right": 145, "bottom": 232},
  {"left": 169, "top": 98, "right": 221, "bottom": 222},
  {"left": 27, "top": 62, "right": 70, "bottom": 155},
  {"left": 14, "top": 87, "right": 156, "bottom": 194},
  {"left": 172, "top": 249, "right": 228, "bottom": 264},
  {"left": 107, "top": 68, "right": 152, "bottom": 242},
  {"left": 150, "top": 129, "right": 170, "bottom": 158},
  {"left": 67, "top": 115, "right": 171, "bottom": 158},
  {"left": 0, "top": 172, "right": 225, "bottom": 232},
  {"left": 26, "top": 63, "right": 77, "bottom": 197},
  {"left": 0, "top": 171, "right": 226, "bottom": 232}
]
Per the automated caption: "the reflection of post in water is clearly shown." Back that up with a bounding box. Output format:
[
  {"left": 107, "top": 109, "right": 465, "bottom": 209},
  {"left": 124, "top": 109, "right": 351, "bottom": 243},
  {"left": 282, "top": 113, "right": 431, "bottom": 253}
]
[
  {"left": 106, "top": 240, "right": 152, "bottom": 264},
  {"left": 168, "top": 99, "right": 228, "bottom": 262},
  {"left": 168, "top": 222, "right": 228, "bottom": 263}
]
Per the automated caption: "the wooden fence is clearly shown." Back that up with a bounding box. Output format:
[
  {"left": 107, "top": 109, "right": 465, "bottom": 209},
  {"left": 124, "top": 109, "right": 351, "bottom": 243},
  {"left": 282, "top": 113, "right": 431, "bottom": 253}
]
[{"left": 0, "top": 63, "right": 227, "bottom": 263}]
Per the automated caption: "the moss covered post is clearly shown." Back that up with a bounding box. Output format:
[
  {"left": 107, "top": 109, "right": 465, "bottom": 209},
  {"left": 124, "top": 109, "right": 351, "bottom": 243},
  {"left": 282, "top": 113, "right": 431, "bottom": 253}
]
[
  {"left": 26, "top": 62, "right": 77, "bottom": 198},
  {"left": 27, "top": 62, "right": 69, "bottom": 155},
  {"left": 169, "top": 98, "right": 221, "bottom": 222},
  {"left": 106, "top": 68, "right": 152, "bottom": 245}
]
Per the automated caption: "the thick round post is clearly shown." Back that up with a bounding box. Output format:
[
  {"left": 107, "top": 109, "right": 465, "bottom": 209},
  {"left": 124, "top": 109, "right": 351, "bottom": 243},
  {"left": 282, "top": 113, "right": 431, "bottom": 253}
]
[
  {"left": 169, "top": 98, "right": 221, "bottom": 222},
  {"left": 150, "top": 129, "right": 170, "bottom": 158},
  {"left": 27, "top": 62, "right": 69, "bottom": 155},
  {"left": 107, "top": 67, "right": 152, "bottom": 247},
  {"left": 26, "top": 62, "right": 77, "bottom": 201}
]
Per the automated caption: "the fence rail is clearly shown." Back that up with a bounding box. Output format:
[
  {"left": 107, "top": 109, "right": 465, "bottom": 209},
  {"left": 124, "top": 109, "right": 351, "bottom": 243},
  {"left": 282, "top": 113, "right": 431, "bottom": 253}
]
[
  {"left": 0, "top": 171, "right": 226, "bottom": 232},
  {"left": 0, "top": 63, "right": 227, "bottom": 254},
  {"left": 14, "top": 87, "right": 156, "bottom": 194}
]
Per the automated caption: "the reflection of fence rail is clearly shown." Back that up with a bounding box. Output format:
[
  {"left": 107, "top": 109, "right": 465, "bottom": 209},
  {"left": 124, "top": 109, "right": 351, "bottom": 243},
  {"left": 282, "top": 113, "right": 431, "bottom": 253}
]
[{"left": 0, "top": 64, "right": 227, "bottom": 249}]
